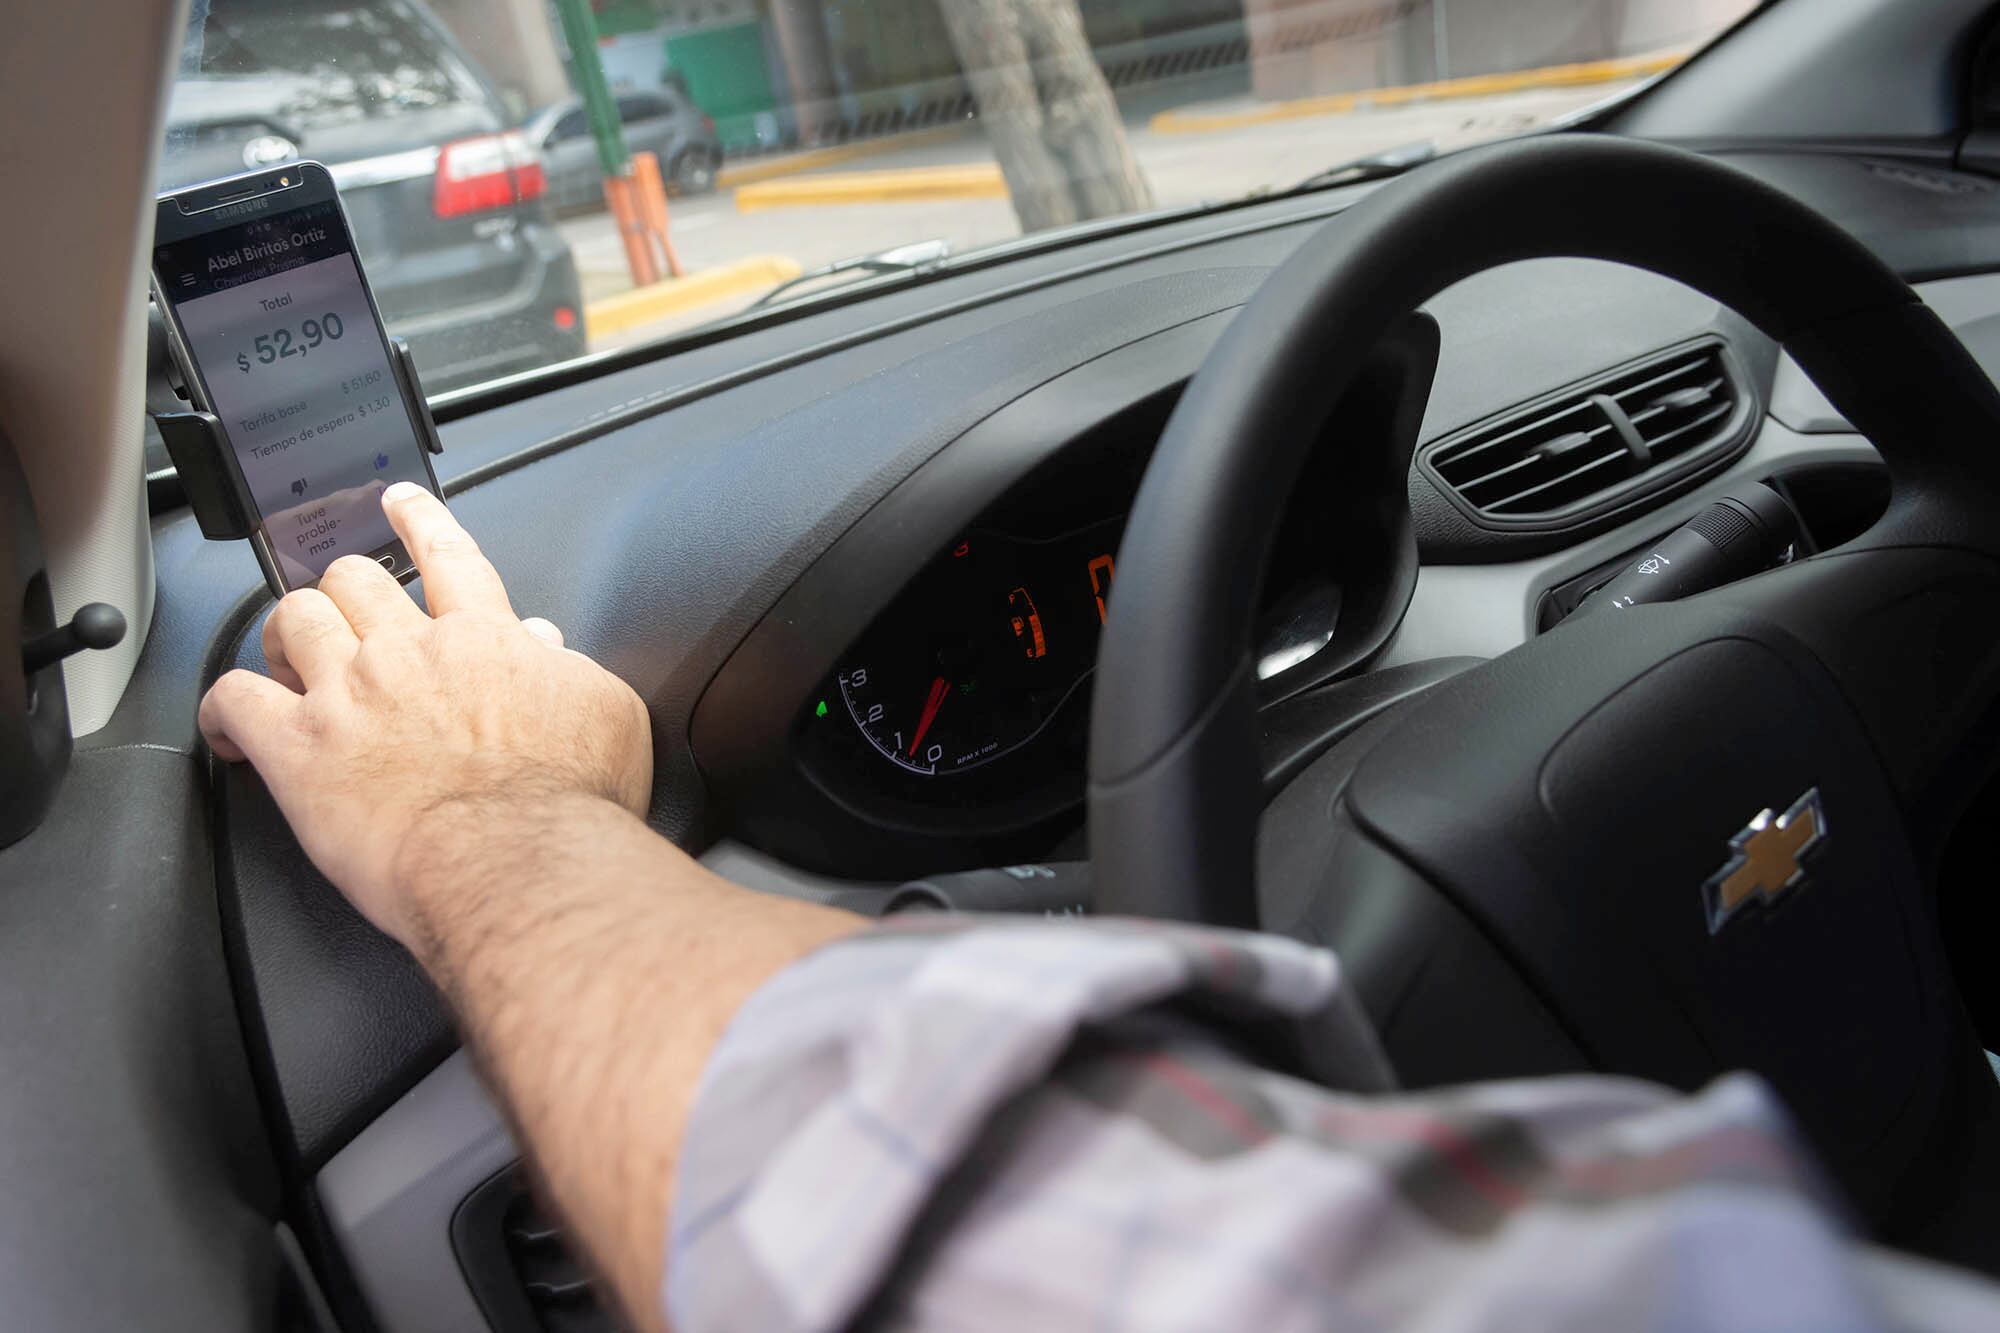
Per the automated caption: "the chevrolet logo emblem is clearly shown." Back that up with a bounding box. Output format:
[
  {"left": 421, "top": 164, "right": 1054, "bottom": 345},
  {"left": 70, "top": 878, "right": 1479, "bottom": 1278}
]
[{"left": 1703, "top": 788, "right": 1826, "bottom": 934}]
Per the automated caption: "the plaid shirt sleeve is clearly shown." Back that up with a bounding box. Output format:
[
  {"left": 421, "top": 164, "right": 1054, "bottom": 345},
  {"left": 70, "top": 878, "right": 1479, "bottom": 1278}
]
[{"left": 664, "top": 916, "right": 2000, "bottom": 1332}]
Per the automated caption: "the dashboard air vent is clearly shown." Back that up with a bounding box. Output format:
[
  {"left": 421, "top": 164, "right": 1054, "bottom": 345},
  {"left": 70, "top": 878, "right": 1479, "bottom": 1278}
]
[
  {"left": 454, "top": 1166, "right": 621, "bottom": 1333},
  {"left": 1606, "top": 344, "right": 1738, "bottom": 464},
  {"left": 1426, "top": 394, "right": 1628, "bottom": 518},
  {"left": 1420, "top": 340, "right": 1750, "bottom": 528},
  {"left": 500, "top": 1189, "right": 614, "bottom": 1332}
]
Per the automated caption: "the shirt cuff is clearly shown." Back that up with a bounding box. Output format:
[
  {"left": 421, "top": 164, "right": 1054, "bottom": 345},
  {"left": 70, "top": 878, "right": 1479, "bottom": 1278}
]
[{"left": 663, "top": 915, "right": 1371, "bottom": 1332}]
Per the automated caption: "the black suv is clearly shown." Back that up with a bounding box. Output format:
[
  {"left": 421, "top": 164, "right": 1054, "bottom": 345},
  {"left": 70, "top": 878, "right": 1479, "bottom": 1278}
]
[{"left": 161, "top": 0, "right": 588, "bottom": 395}]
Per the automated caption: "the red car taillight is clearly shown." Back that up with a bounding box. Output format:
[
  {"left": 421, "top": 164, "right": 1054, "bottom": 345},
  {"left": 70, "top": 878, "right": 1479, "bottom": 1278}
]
[{"left": 434, "top": 131, "right": 546, "bottom": 218}]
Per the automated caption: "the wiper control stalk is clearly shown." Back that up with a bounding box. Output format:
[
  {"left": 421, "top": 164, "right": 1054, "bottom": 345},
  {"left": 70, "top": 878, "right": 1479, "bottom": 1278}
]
[{"left": 1575, "top": 483, "right": 1801, "bottom": 617}]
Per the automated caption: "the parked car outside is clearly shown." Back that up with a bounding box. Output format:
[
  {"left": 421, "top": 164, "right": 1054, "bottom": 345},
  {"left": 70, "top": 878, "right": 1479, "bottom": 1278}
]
[
  {"left": 160, "top": 0, "right": 589, "bottom": 396},
  {"left": 523, "top": 87, "right": 725, "bottom": 212}
]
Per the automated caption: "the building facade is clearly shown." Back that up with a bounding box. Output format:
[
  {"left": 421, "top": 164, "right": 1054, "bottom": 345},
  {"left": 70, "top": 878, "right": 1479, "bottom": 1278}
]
[{"left": 429, "top": 0, "right": 1755, "bottom": 156}]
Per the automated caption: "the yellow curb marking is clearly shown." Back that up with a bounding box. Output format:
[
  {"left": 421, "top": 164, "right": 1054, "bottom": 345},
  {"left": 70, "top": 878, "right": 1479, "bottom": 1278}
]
[
  {"left": 583, "top": 254, "right": 802, "bottom": 340},
  {"left": 735, "top": 164, "right": 1008, "bottom": 212}
]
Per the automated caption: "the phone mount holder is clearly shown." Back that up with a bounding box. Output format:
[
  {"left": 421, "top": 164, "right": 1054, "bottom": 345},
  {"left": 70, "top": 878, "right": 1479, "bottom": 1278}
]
[{"left": 145, "top": 304, "right": 442, "bottom": 543}]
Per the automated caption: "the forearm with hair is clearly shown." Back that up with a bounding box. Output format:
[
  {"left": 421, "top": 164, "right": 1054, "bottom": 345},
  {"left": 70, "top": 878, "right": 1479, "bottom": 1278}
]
[{"left": 396, "top": 792, "right": 865, "bottom": 1332}]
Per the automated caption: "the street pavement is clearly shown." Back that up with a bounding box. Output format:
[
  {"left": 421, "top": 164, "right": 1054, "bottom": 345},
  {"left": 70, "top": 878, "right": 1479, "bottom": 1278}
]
[{"left": 561, "top": 80, "right": 1639, "bottom": 349}]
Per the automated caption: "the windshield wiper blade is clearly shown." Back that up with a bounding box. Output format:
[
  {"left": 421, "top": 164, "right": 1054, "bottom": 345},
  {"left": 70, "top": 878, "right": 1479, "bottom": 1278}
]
[
  {"left": 747, "top": 238, "right": 953, "bottom": 310},
  {"left": 1283, "top": 139, "right": 1438, "bottom": 195}
]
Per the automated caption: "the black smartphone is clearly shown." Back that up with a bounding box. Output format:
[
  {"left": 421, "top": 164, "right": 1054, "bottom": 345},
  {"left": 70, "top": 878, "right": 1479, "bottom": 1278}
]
[{"left": 151, "top": 161, "right": 444, "bottom": 595}]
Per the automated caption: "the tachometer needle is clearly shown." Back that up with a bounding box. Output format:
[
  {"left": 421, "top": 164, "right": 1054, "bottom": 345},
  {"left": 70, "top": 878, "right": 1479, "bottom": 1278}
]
[{"left": 909, "top": 675, "right": 949, "bottom": 757}]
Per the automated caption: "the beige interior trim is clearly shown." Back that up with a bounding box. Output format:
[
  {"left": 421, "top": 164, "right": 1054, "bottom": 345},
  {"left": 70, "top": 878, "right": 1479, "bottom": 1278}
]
[{"left": 0, "top": 0, "right": 189, "bottom": 734}]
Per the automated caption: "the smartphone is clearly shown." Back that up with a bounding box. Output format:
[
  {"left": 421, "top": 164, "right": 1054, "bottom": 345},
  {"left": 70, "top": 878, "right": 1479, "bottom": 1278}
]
[{"left": 151, "top": 162, "right": 444, "bottom": 595}]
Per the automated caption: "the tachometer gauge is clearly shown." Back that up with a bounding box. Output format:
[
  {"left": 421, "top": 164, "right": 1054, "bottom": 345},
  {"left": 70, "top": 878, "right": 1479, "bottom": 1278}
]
[
  {"left": 837, "top": 660, "right": 1061, "bottom": 776},
  {"left": 830, "top": 523, "right": 1118, "bottom": 776}
]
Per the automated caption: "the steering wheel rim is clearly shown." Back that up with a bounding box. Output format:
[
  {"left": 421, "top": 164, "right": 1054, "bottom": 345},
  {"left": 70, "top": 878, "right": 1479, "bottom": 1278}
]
[
  {"left": 1087, "top": 134, "right": 2000, "bottom": 1253},
  {"left": 1089, "top": 132, "right": 2000, "bottom": 926}
]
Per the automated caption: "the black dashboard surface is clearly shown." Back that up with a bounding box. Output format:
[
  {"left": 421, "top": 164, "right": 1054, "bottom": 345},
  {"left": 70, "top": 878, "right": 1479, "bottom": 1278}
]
[
  {"left": 92, "top": 145, "right": 2000, "bottom": 1174},
  {"left": 694, "top": 307, "right": 1439, "bottom": 878}
]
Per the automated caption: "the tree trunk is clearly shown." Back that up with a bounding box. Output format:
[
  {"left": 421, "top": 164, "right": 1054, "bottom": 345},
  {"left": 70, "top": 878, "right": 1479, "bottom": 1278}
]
[{"left": 938, "top": 0, "right": 1154, "bottom": 232}]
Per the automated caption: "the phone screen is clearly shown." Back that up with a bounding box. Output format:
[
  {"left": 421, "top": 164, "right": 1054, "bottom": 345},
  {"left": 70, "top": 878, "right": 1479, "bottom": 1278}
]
[{"left": 154, "top": 193, "right": 435, "bottom": 587}]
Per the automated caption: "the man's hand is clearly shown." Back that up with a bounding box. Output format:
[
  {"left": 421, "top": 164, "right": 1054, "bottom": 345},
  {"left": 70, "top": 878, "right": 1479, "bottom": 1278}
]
[
  {"left": 203, "top": 483, "right": 859, "bottom": 1330},
  {"left": 199, "top": 482, "right": 652, "bottom": 950}
]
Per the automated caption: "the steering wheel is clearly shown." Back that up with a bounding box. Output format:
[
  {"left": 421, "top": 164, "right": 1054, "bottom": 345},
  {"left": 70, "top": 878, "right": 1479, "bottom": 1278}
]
[{"left": 1088, "top": 134, "right": 2000, "bottom": 1259}]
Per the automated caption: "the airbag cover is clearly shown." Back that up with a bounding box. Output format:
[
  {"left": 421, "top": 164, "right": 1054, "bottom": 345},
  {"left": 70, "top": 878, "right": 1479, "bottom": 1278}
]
[
  {"left": 1345, "top": 608, "right": 1950, "bottom": 1196},
  {"left": 1538, "top": 638, "right": 1927, "bottom": 1149}
]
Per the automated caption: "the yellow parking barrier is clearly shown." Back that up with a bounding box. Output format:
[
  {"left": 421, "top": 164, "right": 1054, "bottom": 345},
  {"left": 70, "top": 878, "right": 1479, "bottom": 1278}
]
[{"left": 734, "top": 164, "right": 1007, "bottom": 212}]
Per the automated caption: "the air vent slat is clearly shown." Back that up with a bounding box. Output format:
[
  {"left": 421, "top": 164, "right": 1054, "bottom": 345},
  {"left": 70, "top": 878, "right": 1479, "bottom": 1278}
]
[
  {"left": 1626, "top": 373, "right": 1724, "bottom": 425},
  {"left": 524, "top": 1276, "right": 597, "bottom": 1303},
  {"left": 1609, "top": 360, "right": 1708, "bottom": 405},
  {"left": 1650, "top": 383, "right": 1717, "bottom": 413},
  {"left": 1531, "top": 429, "right": 1606, "bottom": 460},
  {"left": 1482, "top": 450, "right": 1630, "bottom": 514},
  {"left": 1453, "top": 454, "right": 1540, "bottom": 494},
  {"left": 456, "top": 1167, "right": 621, "bottom": 1333},
  {"left": 1457, "top": 441, "right": 1627, "bottom": 507},
  {"left": 1627, "top": 382, "right": 1718, "bottom": 424},
  {"left": 503, "top": 1185, "right": 619, "bottom": 1330},
  {"left": 507, "top": 1219, "right": 563, "bottom": 1247},
  {"left": 1434, "top": 404, "right": 1603, "bottom": 474},
  {"left": 1636, "top": 400, "right": 1732, "bottom": 460},
  {"left": 1423, "top": 342, "right": 1745, "bottom": 525}
]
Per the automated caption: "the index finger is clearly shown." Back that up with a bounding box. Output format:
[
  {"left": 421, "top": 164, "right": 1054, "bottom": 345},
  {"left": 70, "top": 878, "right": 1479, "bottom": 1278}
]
[
  {"left": 199, "top": 668, "right": 301, "bottom": 767},
  {"left": 381, "top": 482, "right": 512, "bottom": 618}
]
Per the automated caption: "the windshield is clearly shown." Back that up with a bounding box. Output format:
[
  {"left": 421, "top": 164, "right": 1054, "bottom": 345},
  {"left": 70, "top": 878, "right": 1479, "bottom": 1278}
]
[
  {"left": 159, "top": 0, "right": 1759, "bottom": 400},
  {"left": 180, "top": 7, "right": 483, "bottom": 115}
]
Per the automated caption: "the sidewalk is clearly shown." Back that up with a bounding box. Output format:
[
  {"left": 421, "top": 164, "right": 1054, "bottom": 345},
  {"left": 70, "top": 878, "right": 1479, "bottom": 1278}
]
[{"left": 1151, "top": 49, "right": 1688, "bottom": 133}]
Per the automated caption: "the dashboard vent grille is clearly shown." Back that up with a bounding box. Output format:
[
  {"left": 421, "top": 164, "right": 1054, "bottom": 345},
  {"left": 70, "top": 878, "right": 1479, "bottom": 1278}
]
[
  {"left": 1427, "top": 394, "right": 1629, "bottom": 517},
  {"left": 1421, "top": 341, "right": 1749, "bottom": 527},
  {"left": 1607, "top": 345, "right": 1738, "bottom": 464},
  {"left": 454, "top": 1166, "right": 620, "bottom": 1333},
  {"left": 501, "top": 1189, "right": 616, "bottom": 1332}
]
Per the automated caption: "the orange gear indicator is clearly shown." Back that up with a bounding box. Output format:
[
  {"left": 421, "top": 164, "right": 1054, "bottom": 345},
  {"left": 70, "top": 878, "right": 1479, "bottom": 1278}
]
[
  {"left": 1007, "top": 586, "right": 1047, "bottom": 660},
  {"left": 1087, "top": 553, "right": 1116, "bottom": 625}
]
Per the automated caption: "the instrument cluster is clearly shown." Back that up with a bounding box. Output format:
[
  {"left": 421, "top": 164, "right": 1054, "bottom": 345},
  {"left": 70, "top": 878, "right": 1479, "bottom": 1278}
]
[{"left": 824, "top": 519, "right": 1120, "bottom": 780}]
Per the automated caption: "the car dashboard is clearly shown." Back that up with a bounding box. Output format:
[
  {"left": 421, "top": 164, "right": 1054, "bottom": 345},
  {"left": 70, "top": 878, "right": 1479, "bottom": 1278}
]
[
  {"left": 693, "top": 300, "right": 1440, "bottom": 878},
  {"left": 99, "top": 145, "right": 2000, "bottom": 1329}
]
